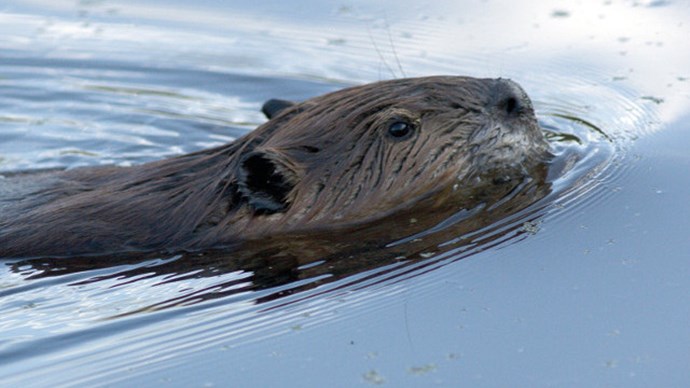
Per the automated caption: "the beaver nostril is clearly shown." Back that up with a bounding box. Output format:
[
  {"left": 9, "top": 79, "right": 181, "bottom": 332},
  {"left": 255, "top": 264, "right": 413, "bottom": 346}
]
[
  {"left": 491, "top": 78, "right": 532, "bottom": 117},
  {"left": 504, "top": 97, "right": 518, "bottom": 115}
]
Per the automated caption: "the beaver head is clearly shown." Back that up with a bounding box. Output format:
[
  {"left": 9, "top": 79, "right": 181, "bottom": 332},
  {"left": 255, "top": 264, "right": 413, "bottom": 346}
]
[{"left": 234, "top": 76, "right": 550, "bottom": 226}]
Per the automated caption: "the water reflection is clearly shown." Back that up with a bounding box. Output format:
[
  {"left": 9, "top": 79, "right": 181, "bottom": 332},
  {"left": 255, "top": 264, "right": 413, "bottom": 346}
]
[
  {"left": 2, "top": 0, "right": 682, "bottom": 384},
  {"left": 9, "top": 162, "right": 551, "bottom": 315}
]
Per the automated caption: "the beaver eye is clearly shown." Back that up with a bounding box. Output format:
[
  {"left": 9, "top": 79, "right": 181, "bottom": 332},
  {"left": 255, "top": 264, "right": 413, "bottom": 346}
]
[{"left": 387, "top": 121, "right": 414, "bottom": 139}]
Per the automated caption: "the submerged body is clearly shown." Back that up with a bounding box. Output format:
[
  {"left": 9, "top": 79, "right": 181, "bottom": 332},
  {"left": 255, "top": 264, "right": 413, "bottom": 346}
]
[{"left": 0, "top": 76, "right": 550, "bottom": 258}]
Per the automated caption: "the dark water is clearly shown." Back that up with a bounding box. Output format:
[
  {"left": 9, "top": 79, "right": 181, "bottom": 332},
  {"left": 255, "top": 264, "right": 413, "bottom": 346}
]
[{"left": 1, "top": 0, "right": 689, "bottom": 386}]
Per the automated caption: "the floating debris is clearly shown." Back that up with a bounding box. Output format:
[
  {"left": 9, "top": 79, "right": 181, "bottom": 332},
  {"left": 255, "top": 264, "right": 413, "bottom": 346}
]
[
  {"left": 408, "top": 364, "right": 437, "bottom": 375},
  {"left": 521, "top": 221, "right": 541, "bottom": 235},
  {"left": 551, "top": 9, "right": 570, "bottom": 18},
  {"left": 641, "top": 96, "right": 664, "bottom": 104},
  {"left": 363, "top": 370, "right": 385, "bottom": 385}
]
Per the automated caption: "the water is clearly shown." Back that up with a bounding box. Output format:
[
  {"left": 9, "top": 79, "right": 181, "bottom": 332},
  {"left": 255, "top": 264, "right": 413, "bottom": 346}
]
[{"left": 1, "top": 0, "right": 689, "bottom": 386}]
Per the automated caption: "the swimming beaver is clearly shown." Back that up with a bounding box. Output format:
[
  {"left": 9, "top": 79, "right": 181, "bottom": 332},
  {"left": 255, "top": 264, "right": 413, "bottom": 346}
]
[{"left": 0, "top": 76, "right": 550, "bottom": 258}]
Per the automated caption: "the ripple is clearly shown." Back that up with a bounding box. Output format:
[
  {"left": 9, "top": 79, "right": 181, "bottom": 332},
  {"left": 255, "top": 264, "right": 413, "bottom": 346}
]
[
  {"left": 0, "top": 3, "right": 670, "bottom": 385},
  {"left": 0, "top": 55, "right": 641, "bottom": 372}
]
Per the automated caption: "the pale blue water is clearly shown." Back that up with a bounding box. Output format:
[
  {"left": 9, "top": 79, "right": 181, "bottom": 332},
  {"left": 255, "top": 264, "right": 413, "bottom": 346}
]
[{"left": 1, "top": 1, "right": 689, "bottom": 386}]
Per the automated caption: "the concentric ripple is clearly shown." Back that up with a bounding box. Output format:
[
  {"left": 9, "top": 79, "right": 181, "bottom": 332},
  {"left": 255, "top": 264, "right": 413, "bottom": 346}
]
[{"left": 0, "top": 3, "right": 665, "bottom": 385}]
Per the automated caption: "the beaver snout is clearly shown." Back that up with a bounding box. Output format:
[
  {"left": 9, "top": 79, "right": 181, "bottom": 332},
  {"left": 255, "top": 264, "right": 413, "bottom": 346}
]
[{"left": 490, "top": 78, "right": 534, "bottom": 118}]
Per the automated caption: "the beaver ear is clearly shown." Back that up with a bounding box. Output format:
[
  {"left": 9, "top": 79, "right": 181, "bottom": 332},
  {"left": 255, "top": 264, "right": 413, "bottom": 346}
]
[
  {"left": 262, "top": 99, "right": 295, "bottom": 119},
  {"left": 239, "top": 150, "right": 297, "bottom": 215}
]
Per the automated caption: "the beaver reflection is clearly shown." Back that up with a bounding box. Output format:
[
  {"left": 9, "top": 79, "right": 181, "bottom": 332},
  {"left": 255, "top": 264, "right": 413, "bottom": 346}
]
[
  {"left": 10, "top": 164, "right": 551, "bottom": 311},
  {"left": 2, "top": 76, "right": 552, "bottom": 309}
]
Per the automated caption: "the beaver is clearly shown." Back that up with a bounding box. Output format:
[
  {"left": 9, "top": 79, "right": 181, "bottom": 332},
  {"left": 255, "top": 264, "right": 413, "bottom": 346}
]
[{"left": 0, "top": 76, "right": 550, "bottom": 258}]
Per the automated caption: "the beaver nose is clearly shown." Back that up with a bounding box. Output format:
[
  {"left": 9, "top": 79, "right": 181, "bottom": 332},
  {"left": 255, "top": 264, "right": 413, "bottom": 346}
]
[{"left": 490, "top": 78, "right": 533, "bottom": 117}]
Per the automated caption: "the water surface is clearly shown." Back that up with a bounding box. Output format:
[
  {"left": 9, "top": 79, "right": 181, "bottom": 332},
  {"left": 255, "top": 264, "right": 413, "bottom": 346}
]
[{"left": 1, "top": 0, "right": 689, "bottom": 386}]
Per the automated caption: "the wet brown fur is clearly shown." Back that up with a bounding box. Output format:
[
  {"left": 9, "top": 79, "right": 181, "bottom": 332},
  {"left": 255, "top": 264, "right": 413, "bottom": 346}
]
[{"left": 0, "top": 76, "right": 550, "bottom": 258}]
